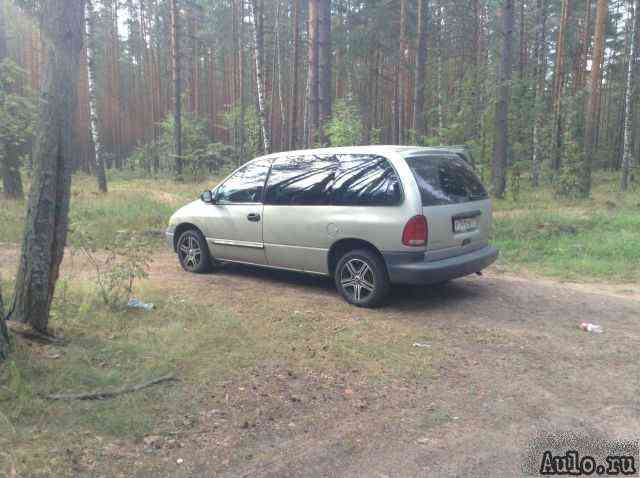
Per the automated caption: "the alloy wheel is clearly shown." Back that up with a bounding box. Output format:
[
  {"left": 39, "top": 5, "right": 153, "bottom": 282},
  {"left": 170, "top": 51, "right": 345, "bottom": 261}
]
[
  {"left": 339, "top": 258, "right": 376, "bottom": 302},
  {"left": 178, "top": 233, "right": 202, "bottom": 271}
]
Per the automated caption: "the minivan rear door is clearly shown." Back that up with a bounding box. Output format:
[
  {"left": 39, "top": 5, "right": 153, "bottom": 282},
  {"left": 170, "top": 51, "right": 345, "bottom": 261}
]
[{"left": 404, "top": 154, "right": 492, "bottom": 260}]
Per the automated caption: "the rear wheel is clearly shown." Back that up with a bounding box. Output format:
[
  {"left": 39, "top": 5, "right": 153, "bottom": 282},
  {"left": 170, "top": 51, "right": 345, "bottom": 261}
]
[
  {"left": 177, "top": 229, "right": 212, "bottom": 274},
  {"left": 335, "top": 249, "right": 389, "bottom": 308}
]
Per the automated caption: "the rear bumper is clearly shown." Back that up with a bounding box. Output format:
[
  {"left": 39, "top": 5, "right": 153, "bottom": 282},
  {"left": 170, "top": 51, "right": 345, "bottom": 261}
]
[{"left": 383, "top": 245, "right": 499, "bottom": 285}]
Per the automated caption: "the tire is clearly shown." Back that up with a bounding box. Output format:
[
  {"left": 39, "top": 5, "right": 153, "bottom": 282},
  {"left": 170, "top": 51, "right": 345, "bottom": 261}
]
[
  {"left": 176, "top": 229, "right": 212, "bottom": 274},
  {"left": 334, "top": 249, "right": 390, "bottom": 308}
]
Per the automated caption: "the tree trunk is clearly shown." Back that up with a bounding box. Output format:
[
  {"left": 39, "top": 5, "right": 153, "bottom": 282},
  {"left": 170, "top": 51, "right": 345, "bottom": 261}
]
[
  {"left": 11, "top": 0, "right": 87, "bottom": 334},
  {"left": 412, "top": 0, "right": 428, "bottom": 138},
  {"left": 573, "top": 0, "right": 591, "bottom": 94},
  {"left": 307, "top": 0, "right": 319, "bottom": 146},
  {"left": 0, "top": 1, "right": 24, "bottom": 200},
  {"left": 0, "top": 270, "right": 9, "bottom": 360},
  {"left": 86, "top": 0, "right": 107, "bottom": 193},
  {"left": 551, "top": 0, "right": 572, "bottom": 171},
  {"left": 289, "top": 0, "right": 300, "bottom": 149},
  {"left": 290, "top": 0, "right": 300, "bottom": 149},
  {"left": 398, "top": 0, "right": 408, "bottom": 144},
  {"left": 492, "top": 0, "right": 514, "bottom": 199},
  {"left": 582, "top": 0, "right": 607, "bottom": 196},
  {"left": 250, "top": 0, "right": 271, "bottom": 153},
  {"left": 318, "top": 0, "right": 331, "bottom": 145},
  {"left": 621, "top": 0, "right": 638, "bottom": 191},
  {"left": 531, "top": 0, "right": 547, "bottom": 187},
  {"left": 170, "top": 0, "right": 183, "bottom": 179}
]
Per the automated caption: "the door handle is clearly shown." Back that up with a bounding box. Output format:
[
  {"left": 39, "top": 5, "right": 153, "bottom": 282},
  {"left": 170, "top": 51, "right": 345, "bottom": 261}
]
[{"left": 247, "top": 213, "right": 261, "bottom": 222}]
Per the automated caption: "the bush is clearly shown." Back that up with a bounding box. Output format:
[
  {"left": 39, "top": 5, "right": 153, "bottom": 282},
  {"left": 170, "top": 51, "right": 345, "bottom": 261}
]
[
  {"left": 128, "top": 113, "right": 234, "bottom": 181},
  {"left": 325, "top": 100, "right": 364, "bottom": 146},
  {"left": 70, "top": 226, "right": 152, "bottom": 310}
]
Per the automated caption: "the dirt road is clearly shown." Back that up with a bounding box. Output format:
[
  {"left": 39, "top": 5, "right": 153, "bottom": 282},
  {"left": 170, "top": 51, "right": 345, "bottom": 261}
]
[
  {"left": 143, "top": 252, "right": 640, "bottom": 477},
  {"left": 2, "top": 248, "right": 639, "bottom": 477}
]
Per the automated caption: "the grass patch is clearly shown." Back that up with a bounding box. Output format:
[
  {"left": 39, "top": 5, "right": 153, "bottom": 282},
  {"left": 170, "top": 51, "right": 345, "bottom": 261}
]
[{"left": 492, "top": 173, "right": 640, "bottom": 283}]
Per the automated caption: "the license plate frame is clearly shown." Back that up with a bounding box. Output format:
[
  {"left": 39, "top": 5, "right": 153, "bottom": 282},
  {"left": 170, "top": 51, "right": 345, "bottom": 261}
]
[{"left": 453, "top": 216, "right": 479, "bottom": 234}]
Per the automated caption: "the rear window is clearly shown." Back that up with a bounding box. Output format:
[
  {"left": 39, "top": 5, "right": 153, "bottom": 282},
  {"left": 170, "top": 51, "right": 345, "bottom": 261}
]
[{"left": 405, "top": 155, "right": 488, "bottom": 206}]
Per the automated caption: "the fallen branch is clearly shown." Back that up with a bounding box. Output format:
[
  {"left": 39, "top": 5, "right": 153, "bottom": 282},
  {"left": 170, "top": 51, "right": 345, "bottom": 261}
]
[{"left": 45, "top": 374, "right": 177, "bottom": 401}]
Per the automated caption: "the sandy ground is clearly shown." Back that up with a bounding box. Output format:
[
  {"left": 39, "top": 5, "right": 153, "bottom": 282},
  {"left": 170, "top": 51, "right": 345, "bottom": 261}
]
[{"left": 2, "top": 246, "right": 639, "bottom": 477}]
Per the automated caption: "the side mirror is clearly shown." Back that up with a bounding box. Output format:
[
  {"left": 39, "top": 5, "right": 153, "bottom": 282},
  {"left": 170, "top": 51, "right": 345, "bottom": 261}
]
[{"left": 200, "top": 190, "right": 215, "bottom": 204}]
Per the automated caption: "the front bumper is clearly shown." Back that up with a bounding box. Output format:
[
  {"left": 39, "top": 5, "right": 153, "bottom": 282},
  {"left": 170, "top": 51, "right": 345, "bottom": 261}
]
[
  {"left": 165, "top": 231, "right": 175, "bottom": 251},
  {"left": 383, "top": 245, "right": 499, "bottom": 285}
]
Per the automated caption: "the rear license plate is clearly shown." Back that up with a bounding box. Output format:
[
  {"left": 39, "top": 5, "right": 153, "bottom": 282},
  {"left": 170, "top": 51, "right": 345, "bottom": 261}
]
[{"left": 453, "top": 217, "right": 479, "bottom": 234}]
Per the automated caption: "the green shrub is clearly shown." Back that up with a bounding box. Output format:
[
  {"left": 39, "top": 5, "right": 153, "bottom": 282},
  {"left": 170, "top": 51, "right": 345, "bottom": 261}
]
[{"left": 325, "top": 100, "right": 364, "bottom": 146}]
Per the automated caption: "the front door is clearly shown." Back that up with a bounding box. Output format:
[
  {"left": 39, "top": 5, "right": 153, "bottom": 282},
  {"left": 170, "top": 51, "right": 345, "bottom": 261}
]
[{"left": 205, "top": 158, "right": 272, "bottom": 264}]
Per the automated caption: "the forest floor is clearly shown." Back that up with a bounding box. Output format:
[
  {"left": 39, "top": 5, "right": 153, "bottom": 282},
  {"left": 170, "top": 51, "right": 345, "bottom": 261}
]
[{"left": 0, "top": 173, "right": 639, "bottom": 477}]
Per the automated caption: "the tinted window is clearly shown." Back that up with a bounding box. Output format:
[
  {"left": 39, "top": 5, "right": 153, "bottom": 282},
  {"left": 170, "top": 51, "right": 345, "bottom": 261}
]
[
  {"left": 330, "top": 154, "right": 402, "bottom": 206},
  {"left": 265, "top": 155, "right": 337, "bottom": 205},
  {"left": 216, "top": 158, "right": 271, "bottom": 203},
  {"left": 405, "top": 155, "right": 488, "bottom": 206}
]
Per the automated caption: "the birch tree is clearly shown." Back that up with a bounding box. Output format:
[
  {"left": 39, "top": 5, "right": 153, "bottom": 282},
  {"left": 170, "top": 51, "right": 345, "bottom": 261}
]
[
  {"left": 250, "top": 0, "right": 271, "bottom": 153},
  {"left": 621, "top": 0, "right": 639, "bottom": 191},
  {"left": 86, "top": 0, "right": 108, "bottom": 193}
]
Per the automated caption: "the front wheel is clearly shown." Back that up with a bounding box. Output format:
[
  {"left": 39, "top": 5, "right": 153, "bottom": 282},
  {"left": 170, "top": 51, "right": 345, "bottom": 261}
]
[
  {"left": 335, "top": 249, "right": 390, "bottom": 308},
  {"left": 177, "top": 229, "right": 212, "bottom": 274}
]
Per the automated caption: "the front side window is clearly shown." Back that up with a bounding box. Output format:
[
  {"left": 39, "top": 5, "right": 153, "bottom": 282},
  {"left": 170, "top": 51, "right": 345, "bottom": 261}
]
[
  {"left": 216, "top": 158, "right": 272, "bottom": 204},
  {"left": 265, "top": 154, "right": 337, "bottom": 205},
  {"left": 329, "top": 154, "right": 402, "bottom": 206}
]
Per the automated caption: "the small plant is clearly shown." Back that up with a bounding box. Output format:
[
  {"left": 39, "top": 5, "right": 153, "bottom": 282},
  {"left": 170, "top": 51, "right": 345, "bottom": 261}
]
[
  {"left": 70, "top": 225, "right": 152, "bottom": 310},
  {"left": 553, "top": 142, "right": 584, "bottom": 199},
  {"left": 325, "top": 100, "right": 364, "bottom": 146}
]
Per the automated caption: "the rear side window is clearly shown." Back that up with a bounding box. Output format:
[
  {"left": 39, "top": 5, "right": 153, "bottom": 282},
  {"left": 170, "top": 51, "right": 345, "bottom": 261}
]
[
  {"left": 265, "top": 154, "right": 337, "bottom": 205},
  {"left": 405, "top": 155, "right": 488, "bottom": 206},
  {"left": 330, "top": 154, "right": 402, "bottom": 206},
  {"left": 264, "top": 154, "right": 402, "bottom": 206}
]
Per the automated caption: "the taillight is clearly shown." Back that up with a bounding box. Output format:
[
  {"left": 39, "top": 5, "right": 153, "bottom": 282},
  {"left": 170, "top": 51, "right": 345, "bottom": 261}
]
[{"left": 402, "top": 215, "right": 428, "bottom": 247}]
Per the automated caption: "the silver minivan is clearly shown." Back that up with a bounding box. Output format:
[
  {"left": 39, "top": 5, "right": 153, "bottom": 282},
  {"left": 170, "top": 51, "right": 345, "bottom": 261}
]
[{"left": 166, "top": 146, "right": 498, "bottom": 307}]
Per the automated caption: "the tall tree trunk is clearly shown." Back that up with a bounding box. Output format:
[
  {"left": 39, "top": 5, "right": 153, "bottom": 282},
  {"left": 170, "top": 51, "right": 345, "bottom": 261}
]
[
  {"left": 318, "top": 0, "right": 331, "bottom": 145},
  {"left": 289, "top": 0, "right": 300, "bottom": 149},
  {"left": 238, "top": 0, "right": 246, "bottom": 161},
  {"left": 492, "top": 0, "right": 514, "bottom": 199},
  {"left": 0, "top": 270, "right": 9, "bottom": 360},
  {"left": 621, "top": 0, "right": 638, "bottom": 191},
  {"left": 86, "top": 0, "right": 107, "bottom": 193},
  {"left": 171, "top": 0, "right": 183, "bottom": 179},
  {"left": 290, "top": 0, "right": 300, "bottom": 149},
  {"left": 412, "top": 0, "right": 428, "bottom": 138},
  {"left": 307, "top": 0, "right": 320, "bottom": 145},
  {"left": 551, "top": 0, "right": 572, "bottom": 171},
  {"left": 250, "top": 0, "right": 271, "bottom": 153},
  {"left": 573, "top": 0, "right": 591, "bottom": 94},
  {"left": 0, "top": 1, "right": 24, "bottom": 200},
  {"left": 398, "top": 0, "right": 408, "bottom": 144},
  {"left": 582, "top": 0, "right": 607, "bottom": 196},
  {"left": 531, "top": 0, "right": 547, "bottom": 187},
  {"left": 12, "top": 0, "right": 87, "bottom": 334}
]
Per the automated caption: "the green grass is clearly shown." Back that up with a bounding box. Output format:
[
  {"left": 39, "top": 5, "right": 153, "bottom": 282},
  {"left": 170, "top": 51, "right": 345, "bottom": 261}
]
[
  {"left": 0, "top": 173, "right": 213, "bottom": 247},
  {"left": 492, "top": 173, "right": 640, "bottom": 283}
]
